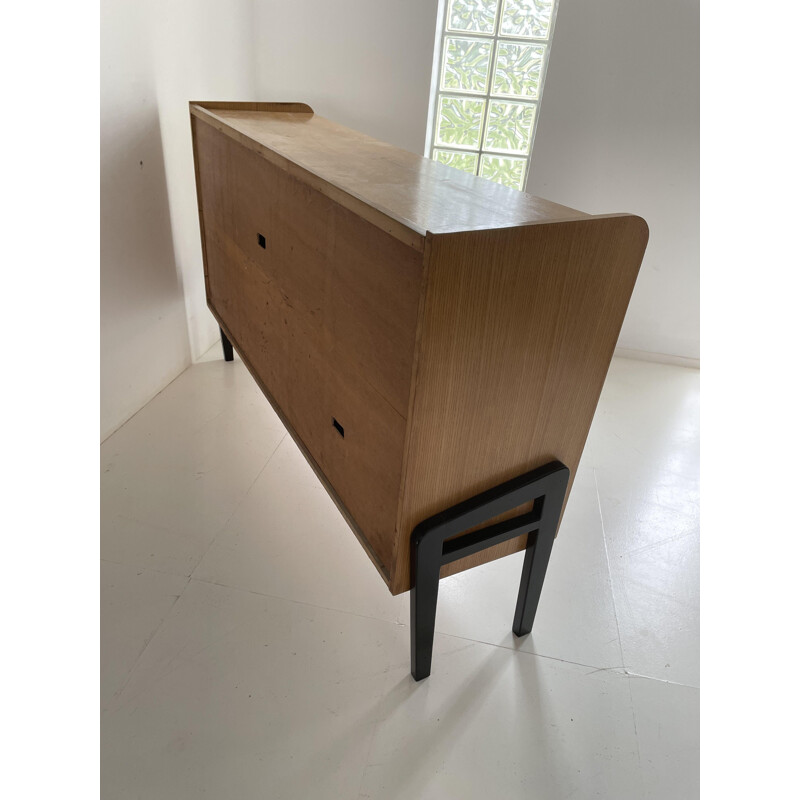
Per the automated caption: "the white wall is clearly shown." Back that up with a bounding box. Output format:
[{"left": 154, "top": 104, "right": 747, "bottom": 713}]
[
  {"left": 101, "top": 0, "right": 190, "bottom": 440},
  {"left": 252, "top": 0, "right": 440, "bottom": 155},
  {"left": 100, "top": 0, "right": 256, "bottom": 440},
  {"left": 528, "top": 0, "right": 699, "bottom": 361},
  {"left": 151, "top": 1, "right": 258, "bottom": 364}
]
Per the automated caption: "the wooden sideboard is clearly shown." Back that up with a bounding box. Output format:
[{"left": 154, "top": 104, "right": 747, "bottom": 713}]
[{"left": 190, "top": 101, "right": 648, "bottom": 678}]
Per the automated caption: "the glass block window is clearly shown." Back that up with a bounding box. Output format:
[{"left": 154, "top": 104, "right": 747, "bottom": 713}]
[{"left": 427, "top": 0, "right": 559, "bottom": 190}]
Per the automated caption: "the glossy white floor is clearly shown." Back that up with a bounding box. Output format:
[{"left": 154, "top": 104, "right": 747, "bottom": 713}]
[{"left": 101, "top": 346, "right": 699, "bottom": 800}]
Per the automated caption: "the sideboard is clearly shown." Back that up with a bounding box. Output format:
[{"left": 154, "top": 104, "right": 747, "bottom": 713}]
[{"left": 190, "top": 101, "right": 648, "bottom": 678}]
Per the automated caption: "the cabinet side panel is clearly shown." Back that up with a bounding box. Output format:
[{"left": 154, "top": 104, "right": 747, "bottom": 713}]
[
  {"left": 194, "top": 120, "right": 422, "bottom": 580},
  {"left": 392, "top": 217, "right": 648, "bottom": 594}
]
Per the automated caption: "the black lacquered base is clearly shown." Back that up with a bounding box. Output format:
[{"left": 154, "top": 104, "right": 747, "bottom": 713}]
[
  {"left": 220, "top": 327, "right": 234, "bottom": 362},
  {"left": 410, "top": 461, "right": 569, "bottom": 680}
]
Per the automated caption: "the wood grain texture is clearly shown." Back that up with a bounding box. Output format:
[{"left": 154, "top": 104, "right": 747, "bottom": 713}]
[
  {"left": 195, "top": 119, "right": 420, "bottom": 416},
  {"left": 191, "top": 101, "right": 314, "bottom": 114},
  {"left": 390, "top": 217, "right": 649, "bottom": 593},
  {"left": 194, "top": 119, "right": 423, "bottom": 580},
  {"left": 189, "top": 115, "right": 209, "bottom": 280}
]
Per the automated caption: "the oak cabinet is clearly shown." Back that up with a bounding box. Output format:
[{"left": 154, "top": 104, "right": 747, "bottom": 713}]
[{"left": 190, "top": 101, "right": 648, "bottom": 599}]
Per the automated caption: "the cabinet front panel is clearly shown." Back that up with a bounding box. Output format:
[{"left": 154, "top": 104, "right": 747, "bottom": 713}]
[
  {"left": 195, "top": 120, "right": 423, "bottom": 578},
  {"left": 197, "top": 119, "right": 421, "bottom": 417}
]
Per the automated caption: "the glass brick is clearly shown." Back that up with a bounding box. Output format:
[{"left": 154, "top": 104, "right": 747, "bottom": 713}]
[
  {"left": 446, "top": 0, "right": 500, "bottom": 35},
  {"left": 483, "top": 100, "right": 536, "bottom": 154},
  {"left": 479, "top": 154, "right": 528, "bottom": 189},
  {"left": 433, "top": 149, "right": 480, "bottom": 175},
  {"left": 435, "top": 96, "right": 486, "bottom": 149},
  {"left": 441, "top": 36, "right": 494, "bottom": 94},
  {"left": 499, "top": 0, "right": 554, "bottom": 40},
  {"left": 492, "top": 41, "right": 545, "bottom": 99}
]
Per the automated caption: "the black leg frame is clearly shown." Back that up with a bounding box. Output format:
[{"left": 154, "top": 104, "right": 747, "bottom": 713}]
[
  {"left": 410, "top": 460, "right": 569, "bottom": 680},
  {"left": 220, "top": 326, "right": 234, "bottom": 362}
]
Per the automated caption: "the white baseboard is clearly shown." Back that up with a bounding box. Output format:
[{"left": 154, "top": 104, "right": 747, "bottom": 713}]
[{"left": 614, "top": 347, "right": 700, "bottom": 370}]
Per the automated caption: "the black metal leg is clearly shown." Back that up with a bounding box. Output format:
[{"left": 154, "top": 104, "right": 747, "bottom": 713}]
[
  {"left": 410, "top": 461, "right": 569, "bottom": 680},
  {"left": 410, "top": 535, "right": 443, "bottom": 681},
  {"left": 512, "top": 526, "right": 555, "bottom": 636},
  {"left": 220, "top": 327, "right": 234, "bottom": 362}
]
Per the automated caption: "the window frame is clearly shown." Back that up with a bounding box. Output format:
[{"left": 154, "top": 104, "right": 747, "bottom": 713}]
[{"left": 424, "top": 0, "right": 561, "bottom": 192}]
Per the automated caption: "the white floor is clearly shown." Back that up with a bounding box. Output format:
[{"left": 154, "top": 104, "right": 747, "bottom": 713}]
[{"left": 101, "top": 346, "right": 699, "bottom": 800}]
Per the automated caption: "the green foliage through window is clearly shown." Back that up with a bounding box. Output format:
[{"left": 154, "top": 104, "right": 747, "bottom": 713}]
[
  {"left": 433, "top": 150, "right": 480, "bottom": 174},
  {"left": 479, "top": 155, "right": 527, "bottom": 189},
  {"left": 429, "top": 0, "right": 557, "bottom": 191},
  {"left": 486, "top": 101, "right": 536, "bottom": 154},
  {"left": 493, "top": 42, "right": 544, "bottom": 99},
  {"left": 436, "top": 97, "right": 486, "bottom": 149},
  {"left": 443, "top": 37, "right": 493, "bottom": 94},
  {"left": 447, "top": 0, "right": 499, "bottom": 34}
]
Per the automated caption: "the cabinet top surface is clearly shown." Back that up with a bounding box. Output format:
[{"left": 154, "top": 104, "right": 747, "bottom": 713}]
[{"left": 191, "top": 102, "right": 589, "bottom": 241}]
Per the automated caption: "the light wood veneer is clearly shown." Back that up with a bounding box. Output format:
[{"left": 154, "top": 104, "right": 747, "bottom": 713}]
[{"left": 190, "top": 101, "right": 648, "bottom": 595}]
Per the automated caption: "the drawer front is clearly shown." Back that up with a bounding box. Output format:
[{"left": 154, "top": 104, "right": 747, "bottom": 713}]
[
  {"left": 195, "top": 121, "right": 423, "bottom": 576},
  {"left": 198, "top": 119, "right": 421, "bottom": 417}
]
